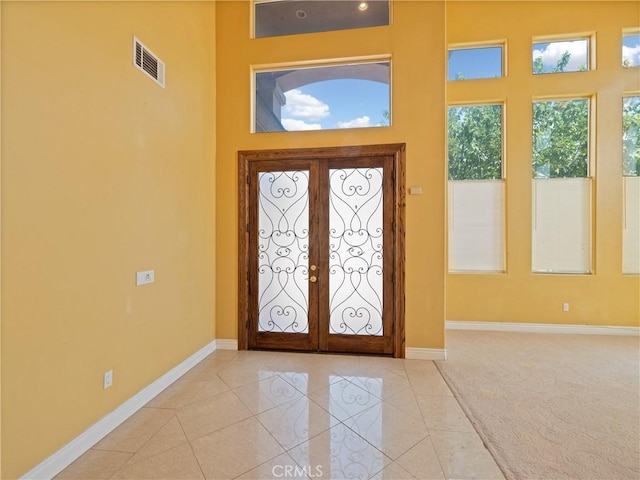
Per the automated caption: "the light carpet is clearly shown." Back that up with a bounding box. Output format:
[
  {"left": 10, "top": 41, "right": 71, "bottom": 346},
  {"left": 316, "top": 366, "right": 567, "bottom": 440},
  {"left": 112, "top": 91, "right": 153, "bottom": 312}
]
[{"left": 435, "top": 330, "right": 640, "bottom": 480}]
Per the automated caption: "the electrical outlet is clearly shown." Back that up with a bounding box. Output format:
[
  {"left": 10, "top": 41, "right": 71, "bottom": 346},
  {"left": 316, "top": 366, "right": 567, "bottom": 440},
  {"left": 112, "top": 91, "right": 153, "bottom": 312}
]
[
  {"left": 563, "top": 302, "right": 570, "bottom": 312},
  {"left": 136, "top": 270, "right": 155, "bottom": 286},
  {"left": 104, "top": 370, "right": 113, "bottom": 389}
]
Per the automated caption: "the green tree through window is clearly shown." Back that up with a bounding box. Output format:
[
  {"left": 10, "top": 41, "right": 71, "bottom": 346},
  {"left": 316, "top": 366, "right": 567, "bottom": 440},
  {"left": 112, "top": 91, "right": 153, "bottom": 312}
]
[
  {"left": 623, "top": 96, "right": 640, "bottom": 176},
  {"left": 532, "top": 39, "right": 588, "bottom": 74},
  {"left": 448, "top": 105, "right": 502, "bottom": 180},
  {"left": 531, "top": 49, "right": 589, "bottom": 178},
  {"left": 533, "top": 98, "right": 589, "bottom": 178}
]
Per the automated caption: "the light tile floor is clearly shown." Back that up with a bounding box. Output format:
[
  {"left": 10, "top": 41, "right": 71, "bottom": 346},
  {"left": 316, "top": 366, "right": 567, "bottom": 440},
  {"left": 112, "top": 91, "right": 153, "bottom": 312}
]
[{"left": 55, "top": 351, "right": 505, "bottom": 480}]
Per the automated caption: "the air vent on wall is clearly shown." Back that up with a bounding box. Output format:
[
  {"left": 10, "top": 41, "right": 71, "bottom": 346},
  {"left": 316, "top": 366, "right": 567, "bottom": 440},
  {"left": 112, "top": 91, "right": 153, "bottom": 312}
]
[{"left": 133, "top": 36, "right": 165, "bottom": 88}]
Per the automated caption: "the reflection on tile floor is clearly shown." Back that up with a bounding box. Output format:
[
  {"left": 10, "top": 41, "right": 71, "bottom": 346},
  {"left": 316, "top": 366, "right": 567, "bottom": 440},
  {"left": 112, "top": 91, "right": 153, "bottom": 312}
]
[{"left": 55, "top": 351, "right": 504, "bottom": 480}]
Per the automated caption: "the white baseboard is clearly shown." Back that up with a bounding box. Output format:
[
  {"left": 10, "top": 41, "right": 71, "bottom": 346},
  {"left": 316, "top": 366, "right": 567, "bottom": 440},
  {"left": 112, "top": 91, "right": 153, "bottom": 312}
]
[
  {"left": 446, "top": 320, "right": 640, "bottom": 336},
  {"left": 214, "top": 338, "right": 238, "bottom": 350},
  {"left": 405, "top": 347, "right": 447, "bottom": 361},
  {"left": 21, "top": 340, "right": 217, "bottom": 480}
]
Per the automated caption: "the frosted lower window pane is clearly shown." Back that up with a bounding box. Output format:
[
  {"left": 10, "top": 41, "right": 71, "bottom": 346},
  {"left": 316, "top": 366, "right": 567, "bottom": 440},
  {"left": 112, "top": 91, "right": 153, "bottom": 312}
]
[
  {"left": 448, "top": 180, "right": 505, "bottom": 272},
  {"left": 329, "top": 168, "right": 383, "bottom": 336},
  {"left": 532, "top": 178, "right": 591, "bottom": 273},
  {"left": 623, "top": 177, "right": 640, "bottom": 274},
  {"left": 258, "top": 171, "right": 309, "bottom": 333}
]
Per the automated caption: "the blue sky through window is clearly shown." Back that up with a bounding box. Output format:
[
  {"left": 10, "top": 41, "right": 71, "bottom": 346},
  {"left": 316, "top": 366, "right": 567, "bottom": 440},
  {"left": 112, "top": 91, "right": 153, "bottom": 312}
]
[
  {"left": 271, "top": 34, "right": 640, "bottom": 132},
  {"left": 280, "top": 78, "right": 390, "bottom": 131},
  {"left": 448, "top": 46, "right": 503, "bottom": 80},
  {"left": 532, "top": 39, "right": 589, "bottom": 73},
  {"left": 623, "top": 33, "right": 640, "bottom": 67}
]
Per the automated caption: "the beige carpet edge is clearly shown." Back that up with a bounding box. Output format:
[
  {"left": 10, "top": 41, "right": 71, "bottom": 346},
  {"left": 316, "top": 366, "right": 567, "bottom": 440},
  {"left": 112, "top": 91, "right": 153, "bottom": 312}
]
[{"left": 435, "top": 361, "right": 516, "bottom": 480}]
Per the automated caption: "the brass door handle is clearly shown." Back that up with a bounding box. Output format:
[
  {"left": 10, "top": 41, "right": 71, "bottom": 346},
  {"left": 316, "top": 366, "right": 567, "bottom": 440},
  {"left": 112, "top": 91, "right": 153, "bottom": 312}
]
[{"left": 308, "top": 275, "right": 317, "bottom": 283}]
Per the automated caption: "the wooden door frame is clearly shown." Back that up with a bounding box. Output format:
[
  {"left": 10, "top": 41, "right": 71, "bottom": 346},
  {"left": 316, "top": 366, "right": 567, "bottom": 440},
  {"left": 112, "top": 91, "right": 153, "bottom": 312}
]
[{"left": 237, "top": 144, "right": 406, "bottom": 358}]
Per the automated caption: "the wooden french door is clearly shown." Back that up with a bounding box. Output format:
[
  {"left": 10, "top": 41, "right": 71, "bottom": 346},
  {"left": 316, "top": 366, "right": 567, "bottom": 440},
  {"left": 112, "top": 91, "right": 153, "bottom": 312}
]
[{"left": 238, "top": 145, "right": 405, "bottom": 357}]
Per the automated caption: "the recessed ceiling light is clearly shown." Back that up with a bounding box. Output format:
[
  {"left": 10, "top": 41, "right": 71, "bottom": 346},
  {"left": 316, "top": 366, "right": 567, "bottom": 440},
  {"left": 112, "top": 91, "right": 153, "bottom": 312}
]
[
  {"left": 358, "top": 2, "right": 369, "bottom": 11},
  {"left": 296, "top": 9, "right": 307, "bottom": 19}
]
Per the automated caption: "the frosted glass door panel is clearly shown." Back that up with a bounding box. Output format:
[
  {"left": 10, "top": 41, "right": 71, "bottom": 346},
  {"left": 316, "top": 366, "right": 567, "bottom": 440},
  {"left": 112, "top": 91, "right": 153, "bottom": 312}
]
[
  {"left": 258, "top": 171, "right": 310, "bottom": 333},
  {"left": 329, "top": 168, "right": 383, "bottom": 336}
]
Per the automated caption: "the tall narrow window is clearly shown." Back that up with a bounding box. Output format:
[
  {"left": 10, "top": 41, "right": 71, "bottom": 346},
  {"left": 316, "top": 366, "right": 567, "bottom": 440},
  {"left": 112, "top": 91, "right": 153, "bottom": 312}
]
[
  {"left": 532, "top": 98, "right": 591, "bottom": 273},
  {"left": 623, "top": 95, "right": 640, "bottom": 274},
  {"left": 532, "top": 37, "right": 590, "bottom": 74},
  {"left": 623, "top": 96, "right": 640, "bottom": 176},
  {"left": 448, "top": 104, "right": 505, "bottom": 272}
]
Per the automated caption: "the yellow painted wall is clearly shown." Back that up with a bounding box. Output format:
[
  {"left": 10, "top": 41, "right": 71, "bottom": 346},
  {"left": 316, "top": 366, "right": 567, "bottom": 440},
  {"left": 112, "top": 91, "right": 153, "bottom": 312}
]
[
  {"left": 0, "top": 1, "right": 3, "bottom": 474},
  {"left": 446, "top": 1, "right": 640, "bottom": 327},
  {"left": 215, "top": 1, "right": 447, "bottom": 350},
  {"left": 2, "top": 0, "right": 637, "bottom": 477},
  {"left": 1, "top": 2, "right": 216, "bottom": 477}
]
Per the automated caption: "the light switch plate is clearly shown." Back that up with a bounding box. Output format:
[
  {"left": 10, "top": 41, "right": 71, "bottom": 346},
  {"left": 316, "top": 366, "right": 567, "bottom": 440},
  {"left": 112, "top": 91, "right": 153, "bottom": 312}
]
[{"left": 136, "top": 270, "right": 155, "bottom": 286}]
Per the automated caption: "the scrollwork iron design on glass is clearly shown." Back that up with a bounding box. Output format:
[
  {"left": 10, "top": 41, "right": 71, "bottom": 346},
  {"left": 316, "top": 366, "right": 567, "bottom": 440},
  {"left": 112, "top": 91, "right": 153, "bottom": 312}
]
[
  {"left": 266, "top": 373, "right": 313, "bottom": 448},
  {"left": 258, "top": 171, "right": 309, "bottom": 333},
  {"left": 327, "top": 377, "right": 385, "bottom": 477},
  {"left": 329, "top": 168, "right": 384, "bottom": 336}
]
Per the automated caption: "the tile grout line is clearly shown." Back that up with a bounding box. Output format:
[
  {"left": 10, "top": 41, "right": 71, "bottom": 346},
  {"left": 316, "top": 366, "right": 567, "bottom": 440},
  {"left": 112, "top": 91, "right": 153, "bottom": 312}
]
[
  {"left": 60, "top": 351, "right": 496, "bottom": 480},
  {"left": 405, "top": 361, "right": 449, "bottom": 479},
  {"left": 176, "top": 415, "right": 207, "bottom": 480},
  {"left": 102, "top": 413, "right": 187, "bottom": 477}
]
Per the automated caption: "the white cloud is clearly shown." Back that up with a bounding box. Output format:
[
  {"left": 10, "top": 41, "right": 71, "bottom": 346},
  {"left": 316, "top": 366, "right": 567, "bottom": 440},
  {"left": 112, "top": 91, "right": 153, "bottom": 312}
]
[
  {"left": 532, "top": 40, "right": 588, "bottom": 72},
  {"left": 623, "top": 44, "right": 640, "bottom": 66},
  {"left": 337, "top": 116, "right": 372, "bottom": 129},
  {"left": 283, "top": 89, "right": 330, "bottom": 120},
  {"left": 281, "top": 118, "right": 322, "bottom": 131}
]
